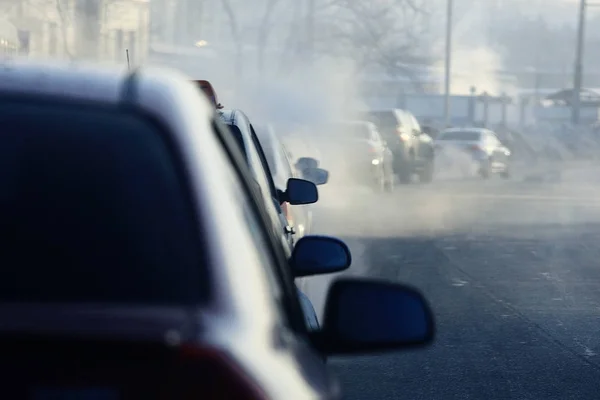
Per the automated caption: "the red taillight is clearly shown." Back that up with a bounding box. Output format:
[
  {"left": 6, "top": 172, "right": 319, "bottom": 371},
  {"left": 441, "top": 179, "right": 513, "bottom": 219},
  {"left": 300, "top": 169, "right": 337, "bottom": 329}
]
[
  {"left": 175, "top": 345, "right": 268, "bottom": 399},
  {"left": 468, "top": 144, "right": 482, "bottom": 152},
  {"left": 368, "top": 146, "right": 377, "bottom": 153}
]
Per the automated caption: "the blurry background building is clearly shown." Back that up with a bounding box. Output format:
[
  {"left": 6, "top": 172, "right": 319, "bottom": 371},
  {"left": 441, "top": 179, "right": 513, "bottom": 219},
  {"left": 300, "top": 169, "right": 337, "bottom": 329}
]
[{"left": 1, "top": 0, "right": 149, "bottom": 64}]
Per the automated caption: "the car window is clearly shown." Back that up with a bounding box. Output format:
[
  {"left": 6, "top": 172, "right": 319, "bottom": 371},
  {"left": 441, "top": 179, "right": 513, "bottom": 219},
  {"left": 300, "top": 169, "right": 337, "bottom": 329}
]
[{"left": 0, "top": 101, "right": 207, "bottom": 305}]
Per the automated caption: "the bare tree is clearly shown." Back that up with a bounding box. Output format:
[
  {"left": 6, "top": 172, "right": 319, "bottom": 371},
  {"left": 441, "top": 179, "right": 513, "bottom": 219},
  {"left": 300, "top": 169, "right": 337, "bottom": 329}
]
[
  {"left": 320, "top": 0, "right": 432, "bottom": 75},
  {"left": 278, "top": 0, "right": 433, "bottom": 87}
]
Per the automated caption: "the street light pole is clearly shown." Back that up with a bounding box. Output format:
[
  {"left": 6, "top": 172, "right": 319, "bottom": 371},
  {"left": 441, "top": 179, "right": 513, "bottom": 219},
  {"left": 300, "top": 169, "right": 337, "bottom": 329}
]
[
  {"left": 443, "top": 0, "right": 453, "bottom": 127},
  {"left": 571, "top": 0, "right": 586, "bottom": 125}
]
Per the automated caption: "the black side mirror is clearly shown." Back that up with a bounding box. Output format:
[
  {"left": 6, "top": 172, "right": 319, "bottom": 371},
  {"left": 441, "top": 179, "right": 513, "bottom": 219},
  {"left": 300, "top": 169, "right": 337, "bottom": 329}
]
[
  {"left": 313, "top": 278, "right": 435, "bottom": 355},
  {"left": 291, "top": 235, "right": 351, "bottom": 277},
  {"left": 282, "top": 178, "right": 318, "bottom": 205}
]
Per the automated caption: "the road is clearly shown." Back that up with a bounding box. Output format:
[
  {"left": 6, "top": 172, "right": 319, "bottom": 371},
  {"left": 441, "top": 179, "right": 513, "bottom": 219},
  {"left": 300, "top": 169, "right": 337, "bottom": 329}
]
[{"left": 301, "top": 164, "right": 600, "bottom": 400}]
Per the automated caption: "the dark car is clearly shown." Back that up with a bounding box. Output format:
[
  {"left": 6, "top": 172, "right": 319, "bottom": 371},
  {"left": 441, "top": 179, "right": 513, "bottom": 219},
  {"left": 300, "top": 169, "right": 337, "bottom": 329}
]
[
  {"left": 359, "top": 109, "right": 435, "bottom": 184},
  {"left": 0, "top": 61, "right": 435, "bottom": 399},
  {"left": 435, "top": 127, "right": 512, "bottom": 179}
]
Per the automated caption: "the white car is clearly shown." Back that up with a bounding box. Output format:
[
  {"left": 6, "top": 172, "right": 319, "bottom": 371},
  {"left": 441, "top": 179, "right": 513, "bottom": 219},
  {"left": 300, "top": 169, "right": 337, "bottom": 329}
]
[{"left": 435, "top": 127, "right": 512, "bottom": 179}]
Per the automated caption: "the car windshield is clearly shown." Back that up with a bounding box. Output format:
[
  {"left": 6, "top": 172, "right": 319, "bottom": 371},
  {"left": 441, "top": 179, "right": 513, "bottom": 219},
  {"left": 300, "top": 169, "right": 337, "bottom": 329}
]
[
  {"left": 0, "top": 101, "right": 207, "bottom": 305},
  {"left": 437, "top": 131, "right": 482, "bottom": 141}
]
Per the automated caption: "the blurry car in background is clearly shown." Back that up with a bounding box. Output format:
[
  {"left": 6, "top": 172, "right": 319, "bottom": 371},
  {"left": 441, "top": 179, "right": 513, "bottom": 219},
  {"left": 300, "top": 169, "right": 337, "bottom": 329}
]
[
  {"left": 359, "top": 108, "right": 435, "bottom": 184},
  {"left": 435, "top": 127, "right": 512, "bottom": 179},
  {"left": 0, "top": 62, "right": 436, "bottom": 399},
  {"left": 314, "top": 120, "right": 395, "bottom": 192},
  {"left": 255, "top": 124, "right": 328, "bottom": 239}
]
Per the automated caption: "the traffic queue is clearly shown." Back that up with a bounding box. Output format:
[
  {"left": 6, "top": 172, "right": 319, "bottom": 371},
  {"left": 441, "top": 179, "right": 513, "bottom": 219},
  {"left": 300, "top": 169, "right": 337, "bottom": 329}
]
[{"left": 0, "top": 60, "right": 435, "bottom": 399}]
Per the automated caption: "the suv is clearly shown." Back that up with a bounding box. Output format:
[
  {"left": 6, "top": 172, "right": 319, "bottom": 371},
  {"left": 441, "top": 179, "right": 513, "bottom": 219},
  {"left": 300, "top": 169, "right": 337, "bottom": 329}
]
[{"left": 360, "top": 109, "right": 435, "bottom": 184}]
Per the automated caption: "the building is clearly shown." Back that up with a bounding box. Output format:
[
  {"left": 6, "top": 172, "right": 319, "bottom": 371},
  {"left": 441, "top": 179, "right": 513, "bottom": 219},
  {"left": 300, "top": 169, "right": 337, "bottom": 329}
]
[{"left": 4, "top": 0, "right": 149, "bottom": 64}]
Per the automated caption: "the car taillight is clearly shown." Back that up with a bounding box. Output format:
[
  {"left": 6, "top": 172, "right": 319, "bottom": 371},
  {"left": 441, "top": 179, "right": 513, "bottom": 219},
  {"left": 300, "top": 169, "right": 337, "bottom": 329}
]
[
  {"left": 173, "top": 345, "right": 268, "bottom": 399},
  {"left": 468, "top": 144, "right": 482, "bottom": 152},
  {"left": 368, "top": 146, "right": 377, "bottom": 153}
]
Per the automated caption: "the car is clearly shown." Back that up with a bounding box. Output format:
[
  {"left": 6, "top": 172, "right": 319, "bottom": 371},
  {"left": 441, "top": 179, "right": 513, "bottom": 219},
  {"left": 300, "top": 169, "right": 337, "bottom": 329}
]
[
  {"left": 435, "top": 127, "right": 512, "bottom": 179},
  {"left": 215, "top": 108, "right": 332, "bottom": 330},
  {"left": 0, "top": 60, "right": 435, "bottom": 399},
  {"left": 254, "top": 123, "right": 328, "bottom": 239},
  {"left": 359, "top": 108, "right": 435, "bottom": 184},
  {"left": 216, "top": 108, "right": 314, "bottom": 251},
  {"left": 315, "top": 120, "right": 395, "bottom": 192}
]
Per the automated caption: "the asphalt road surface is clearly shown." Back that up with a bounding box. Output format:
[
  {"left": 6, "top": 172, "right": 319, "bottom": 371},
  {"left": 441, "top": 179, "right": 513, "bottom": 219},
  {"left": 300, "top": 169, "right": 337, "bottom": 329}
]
[{"left": 301, "top": 164, "right": 600, "bottom": 400}]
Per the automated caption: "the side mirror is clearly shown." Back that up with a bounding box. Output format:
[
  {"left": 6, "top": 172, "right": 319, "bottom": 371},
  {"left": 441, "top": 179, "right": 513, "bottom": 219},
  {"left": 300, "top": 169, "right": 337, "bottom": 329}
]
[
  {"left": 314, "top": 278, "right": 435, "bottom": 355},
  {"left": 295, "top": 157, "right": 319, "bottom": 171},
  {"left": 284, "top": 178, "right": 318, "bottom": 205},
  {"left": 291, "top": 235, "right": 351, "bottom": 277},
  {"left": 302, "top": 167, "right": 329, "bottom": 185}
]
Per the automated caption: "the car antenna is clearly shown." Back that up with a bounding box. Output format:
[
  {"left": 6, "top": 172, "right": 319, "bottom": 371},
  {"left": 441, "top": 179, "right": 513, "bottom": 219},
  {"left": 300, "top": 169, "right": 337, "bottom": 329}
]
[{"left": 126, "top": 49, "right": 130, "bottom": 70}]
